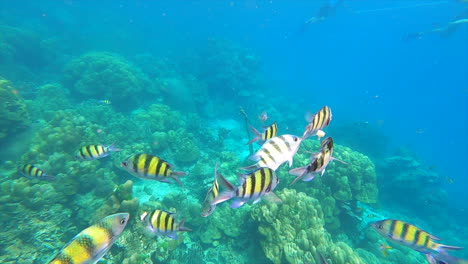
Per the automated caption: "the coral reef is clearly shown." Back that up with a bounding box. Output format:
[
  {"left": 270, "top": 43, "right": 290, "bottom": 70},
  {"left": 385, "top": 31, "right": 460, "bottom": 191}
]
[
  {"left": 281, "top": 139, "right": 378, "bottom": 232},
  {"left": 251, "top": 188, "right": 367, "bottom": 264},
  {"left": 377, "top": 147, "right": 449, "bottom": 230},
  {"left": 0, "top": 25, "right": 49, "bottom": 82},
  {"left": 63, "top": 52, "right": 150, "bottom": 111},
  {"left": 0, "top": 77, "right": 30, "bottom": 140}
]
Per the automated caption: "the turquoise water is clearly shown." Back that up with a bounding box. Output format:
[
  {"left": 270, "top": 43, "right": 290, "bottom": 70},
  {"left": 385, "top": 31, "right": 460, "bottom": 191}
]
[{"left": 0, "top": 1, "right": 467, "bottom": 263}]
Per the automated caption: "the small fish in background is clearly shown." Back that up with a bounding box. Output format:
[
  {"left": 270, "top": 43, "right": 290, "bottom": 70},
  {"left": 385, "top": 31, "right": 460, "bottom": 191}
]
[
  {"left": 426, "top": 252, "right": 468, "bottom": 264},
  {"left": 140, "top": 209, "right": 192, "bottom": 239},
  {"left": 98, "top": 99, "right": 111, "bottom": 105},
  {"left": 242, "top": 134, "right": 302, "bottom": 171},
  {"left": 379, "top": 243, "right": 393, "bottom": 257},
  {"left": 258, "top": 111, "right": 268, "bottom": 122},
  {"left": 211, "top": 167, "right": 281, "bottom": 208},
  {"left": 289, "top": 137, "right": 347, "bottom": 185},
  {"left": 302, "top": 105, "right": 332, "bottom": 140},
  {"left": 18, "top": 164, "right": 55, "bottom": 181},
  {"left": 75, "top": 144, "right": 121, "bottom": 160},
  {"left": 371, "top": 219, "right": 463, "bottom": 254},
  {"left": 121, "top": 153, "right": 186, "bottom": 188},
  {"left": 246, "top": 122, "right": 278, "bottom": 145},
  {"left": 48, "top": 213, "right": 129, "bottom": 264},
  {"left": 416, "top": 128, "right": 425, "bottom": 134},
  {"left": 201, "top": 163, "right": 221, "bottom": 217},
  {"left": 446, "top": 177, "right": 454, "bottom": 184}
]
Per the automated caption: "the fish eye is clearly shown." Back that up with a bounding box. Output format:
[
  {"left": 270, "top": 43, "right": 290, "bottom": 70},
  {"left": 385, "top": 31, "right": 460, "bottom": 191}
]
[
  {"left": 378, "top": 224, "right": 383, "bottom": 229},
  {"left": 120, "top": 218, "right": 126, "bottom": 225},
  {"left": 121, "top": 162, "right": 127, "bottom": 167},
  {"left": 293, "top": 137, "right": 298, "bottom": 142}
]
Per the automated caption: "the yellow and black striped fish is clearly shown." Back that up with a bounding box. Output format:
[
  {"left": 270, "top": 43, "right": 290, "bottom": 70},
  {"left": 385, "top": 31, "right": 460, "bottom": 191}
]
[
  {"left": 18, "top": 164, "right": 54, "bottom": 181},
  {"left": 371, "top": 219, "right": 463, "bottom": 254},
  {"left": 140, "top": 209, "right": 192, "bottom": 239},
  {"left": 98, "top": 99, "right": 111, "bottom": 105},
  {"left": 247, "top": 122, "right": 278, "bottom": 145},
  {"left": 289, "top": 137, "right": 347, "bottom": 185},
  {"left": 75, "top": 144, "right": 120, "bottom": 161},
  {"left": 201, "top": 164, "right": 220, "bottom": 217},
  {"left": 211, "top": 167, "right": 280, "bottom": 208},
  {"left": 242, "top": 134, "right": 302, "bottom": 171},
  {"left": 48, "top": 213, "right": 129, "bottom": 264},
  {"left": 121, "top": 154, "right": 186, "bottom": 188},
  {"left": 302, "top": 105, "right": 332, "bottom": 140}
]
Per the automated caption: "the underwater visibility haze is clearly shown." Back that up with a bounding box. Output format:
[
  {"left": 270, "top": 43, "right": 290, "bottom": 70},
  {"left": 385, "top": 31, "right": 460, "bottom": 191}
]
[{"left": 0, "top": 0, "right": 467, "bottom": 263}]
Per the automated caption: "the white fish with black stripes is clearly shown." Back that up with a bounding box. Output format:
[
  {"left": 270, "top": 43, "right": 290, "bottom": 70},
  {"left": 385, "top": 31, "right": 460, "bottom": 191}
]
[{"left": 242, "top": 134, "right": 302, "bottom": 171}]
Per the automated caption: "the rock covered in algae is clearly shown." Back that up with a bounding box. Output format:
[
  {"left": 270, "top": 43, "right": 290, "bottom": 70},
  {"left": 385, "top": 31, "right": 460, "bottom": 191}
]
[
  {"left": 251, "top": 188, "right": 367, "bottom": 264},
  {"left": 0, "top": 77, "right": 30, "bottom": 139},
  {"left": 63, "top": 51, "right": 150, "bottom": 111}
]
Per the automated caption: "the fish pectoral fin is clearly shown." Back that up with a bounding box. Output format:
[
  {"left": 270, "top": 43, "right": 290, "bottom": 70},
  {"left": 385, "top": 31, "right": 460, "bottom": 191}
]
[
  {"left": 289, "top": 166, "right": 308, "bottom": 185},
  {"left": 230, "top": 199, "right": 247, "bottom": 208},
  {"left": 264, "top": 192, "right": 282, "bottom": 204},
  {"left": 331, "top": 157, "right": 348, "bottom": 165}
]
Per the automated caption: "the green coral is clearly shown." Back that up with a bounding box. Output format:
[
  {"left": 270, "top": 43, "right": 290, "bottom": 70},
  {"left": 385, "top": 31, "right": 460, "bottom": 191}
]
[
  {"left": 0, "top": 77, "right": 30, "bottom": 139},
  {"left": 290, "top": 139, "right": 378, "bottom": 204},
  {"left": 251, "top": 188, "right": 367, "bottom": 264},
  {"left": 63, "top": 52, "right": 150, "bottom": 111}
]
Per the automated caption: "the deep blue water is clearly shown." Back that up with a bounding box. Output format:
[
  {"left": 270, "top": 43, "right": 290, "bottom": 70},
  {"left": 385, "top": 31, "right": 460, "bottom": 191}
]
[{"left": 0, "top": 1, "right": 467, "bottom": 263}]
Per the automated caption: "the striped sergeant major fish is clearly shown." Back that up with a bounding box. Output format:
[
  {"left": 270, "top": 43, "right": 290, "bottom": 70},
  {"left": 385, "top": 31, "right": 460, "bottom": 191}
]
[
  {"left": 98, "top": 99, "right": 111, "bottom": 105},
  {"left": 121, "top": 153, "right": 186, "bottom": 188},
  {"left": 201, "top": 163, "right": 220, "bottom": 217},
  {"left": 247, "top": 122, "right": 278, "bottom": 145},
  {"left": 211, "top": 167, "right": 280, "bottom": 208},
  {"left": 140, "top": 209, "right": 192, "bottom": 239},
  {"left": 426, "top": 252, "right": 468, "bottom": 264},
  {"left": 18, "top": 164, "right": 54, "bottom": 181},
  {"left": 48, "top": 213, "right": 129, "bottom": 264},
  {"left": 75, "top": 144, "right": 120, "bottom": 161},
  {"left": 289, "top": 137, "right": 347, "bottom": 185},
  {"left": 302, "top": 105, "right": 332, "bottom": 140},
  {"left": 371, "top": 219, "right": 463, "bottom": 254},
  {"left": 242, "top": 134, "right": 302, "bottom": 171}
]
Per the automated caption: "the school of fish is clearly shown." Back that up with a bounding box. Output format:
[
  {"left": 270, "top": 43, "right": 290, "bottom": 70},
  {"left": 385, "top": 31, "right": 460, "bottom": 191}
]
[{"left": 16, "top": 104, "right": 464, "bottom": 263}]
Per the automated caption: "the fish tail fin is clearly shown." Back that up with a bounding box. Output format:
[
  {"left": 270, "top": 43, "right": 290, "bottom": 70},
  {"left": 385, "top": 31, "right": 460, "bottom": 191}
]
[
  {"left": 434, "top": 243, "right": 463, "bottom": 253},
  {"left": 212, "top": 191, "right": 235, "bottom": 205},
  {"left": 177, "top": 219, "right": 192, "bottom": 232},
  {"left": 289, "top": 166, "right": 309, "bottom": 185},
  {"left": 211, "top": 172, "right": 236, "bottom": 205},
  {"left": 246, "top": 126, "right": 261, "bottom": 145},
  {"left": 42, "top": 174, "right": 56, "bottom": 181},
  {"left": 106, "top": 142, "right": 121, "bottom": 152},
  {"left": 217, "top": 171, "right": 235, "bottom": 191},
  {"left": 171, "top": 171, "right": 186, "bottom": 188}
]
